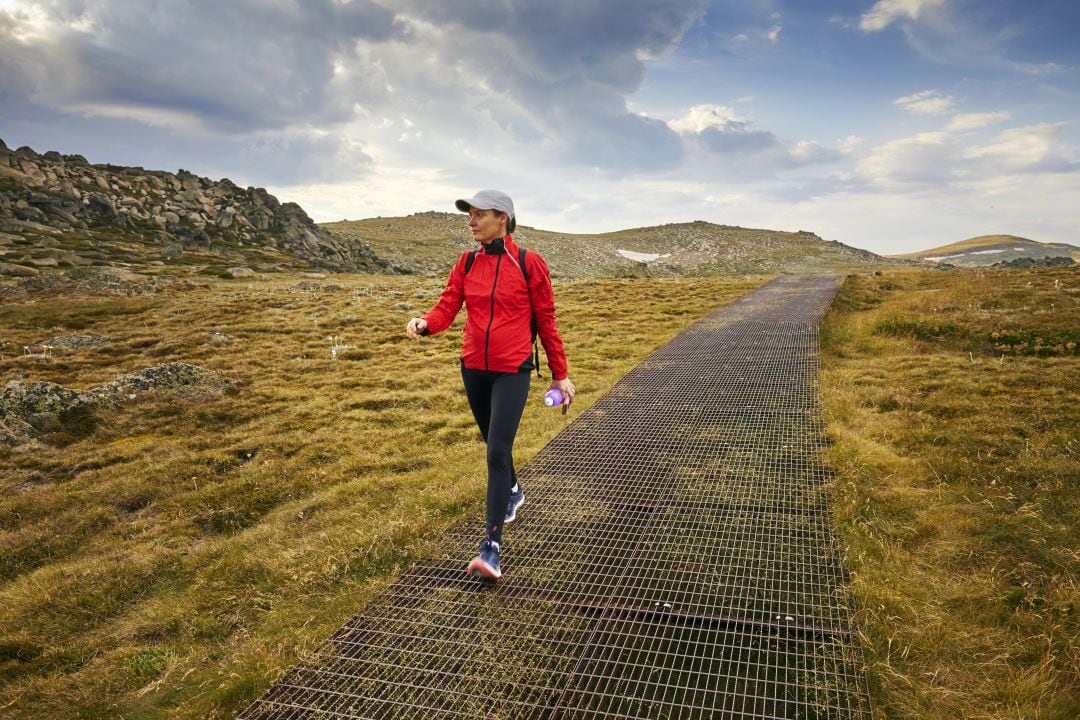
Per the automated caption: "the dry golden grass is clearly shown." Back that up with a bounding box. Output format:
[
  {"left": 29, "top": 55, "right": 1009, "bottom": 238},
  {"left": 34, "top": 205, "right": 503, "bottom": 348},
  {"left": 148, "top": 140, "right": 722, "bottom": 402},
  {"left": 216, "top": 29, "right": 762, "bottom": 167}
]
[
  {"left": 5, "top": 265, "right": 1076, "bottom": 719},
  {"left": 821, "top": 267, "right": 1080, "bottom": 720},
  {"left": 0, "top": 273, "right": 763, "bottom": 719}
]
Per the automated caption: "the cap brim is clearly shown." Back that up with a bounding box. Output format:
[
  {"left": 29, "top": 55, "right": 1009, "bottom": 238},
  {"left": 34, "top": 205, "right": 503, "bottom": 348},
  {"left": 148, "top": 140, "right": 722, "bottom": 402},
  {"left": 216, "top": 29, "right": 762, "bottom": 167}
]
[{"left": 454, "top": 199, "right": 472, "bottom": 213}]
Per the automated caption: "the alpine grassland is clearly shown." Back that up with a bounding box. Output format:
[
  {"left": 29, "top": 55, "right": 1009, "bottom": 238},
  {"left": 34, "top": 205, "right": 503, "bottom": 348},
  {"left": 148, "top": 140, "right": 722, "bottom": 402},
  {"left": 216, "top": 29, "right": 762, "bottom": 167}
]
[
  {"left": 4, "top": 265, "right": 1077, "bottom": 719},
  {"left": 821, "top": 267, "right": 1080, "bottom": 719},
  {"left": 0, "top": 273, "right": 763, "bottom": 719}
]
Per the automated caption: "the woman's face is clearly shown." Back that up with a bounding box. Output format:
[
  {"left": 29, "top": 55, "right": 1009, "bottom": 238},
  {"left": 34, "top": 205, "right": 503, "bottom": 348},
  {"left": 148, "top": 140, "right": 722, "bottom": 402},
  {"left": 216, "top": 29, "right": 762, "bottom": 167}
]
[{"left": 467, "top": 207, "right": 506, "bottom": 244}]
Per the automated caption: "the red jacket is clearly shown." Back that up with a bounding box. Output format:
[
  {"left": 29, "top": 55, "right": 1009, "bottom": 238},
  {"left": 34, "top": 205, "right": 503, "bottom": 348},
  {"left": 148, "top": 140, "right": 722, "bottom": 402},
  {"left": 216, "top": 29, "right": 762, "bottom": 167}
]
[{"left": 423, "top": 236, "right": 568, "bottom": 379}]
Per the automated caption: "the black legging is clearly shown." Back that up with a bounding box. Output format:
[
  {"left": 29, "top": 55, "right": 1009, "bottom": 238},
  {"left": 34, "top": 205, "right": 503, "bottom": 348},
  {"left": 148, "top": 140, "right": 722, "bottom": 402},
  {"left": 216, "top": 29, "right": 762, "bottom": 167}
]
[{"left": 460, "top": 364, "right": 531, "bottom": 545}]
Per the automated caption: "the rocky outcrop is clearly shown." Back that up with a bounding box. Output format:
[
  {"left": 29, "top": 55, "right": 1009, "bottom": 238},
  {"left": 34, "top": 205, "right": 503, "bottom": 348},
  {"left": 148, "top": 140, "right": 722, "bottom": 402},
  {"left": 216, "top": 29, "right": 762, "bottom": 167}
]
[
  {"left": 84, "top": 362, "right": 234, "bottom": 407},
  {"left": 0, "top": 138, "right": 388, "bottom": 272},
  {"left": 0, "top": 362, "right": 234, "bottom": 448},
  {"left": 0, "top": 380, "right": 85, "bottom": 437},
  {"left": 0, "top": 262, "right": 39, "bottom": 277},
  {"left": 0, "top": 378, "right": 95, "bottom": 448},
  {"left": 991, "top": 256, "right": 1075, "bottom": 269}
]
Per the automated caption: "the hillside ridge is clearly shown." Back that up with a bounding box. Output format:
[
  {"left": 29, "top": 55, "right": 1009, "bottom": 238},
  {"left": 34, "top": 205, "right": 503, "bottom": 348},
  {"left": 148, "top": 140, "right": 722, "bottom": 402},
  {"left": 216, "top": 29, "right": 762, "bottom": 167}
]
[
  {"left": 891, "top": 234, "right": 1079, "bottom": 267},
  {"left": 323, "top": 212, "right": 900, "bottom": 277},
  {"left": 0, "top": 138, "right": 387, "bottom": 275}
]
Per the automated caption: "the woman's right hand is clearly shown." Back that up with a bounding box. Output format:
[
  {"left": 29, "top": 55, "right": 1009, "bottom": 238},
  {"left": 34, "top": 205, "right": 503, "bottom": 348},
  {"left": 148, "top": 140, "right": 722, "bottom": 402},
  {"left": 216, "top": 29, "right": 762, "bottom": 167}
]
[
  {"left": 406, "top": 317, "right": 428, "bottom": 340},
  {"left": 549, "top": 377, "right": 576, "bottom": 415}
]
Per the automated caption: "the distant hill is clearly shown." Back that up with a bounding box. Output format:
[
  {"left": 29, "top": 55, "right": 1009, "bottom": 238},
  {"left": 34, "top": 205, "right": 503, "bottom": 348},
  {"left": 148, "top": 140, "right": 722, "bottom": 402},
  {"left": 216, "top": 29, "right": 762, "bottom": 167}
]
[
  {"left": 893, "top": 235, "right": 1080, "bottom": 267},
  {"left": 323, "top": 212, "right": 902, "bottom": 277},
  {"left": 2, "top": 136, "right": 906, "bottom": 286}
]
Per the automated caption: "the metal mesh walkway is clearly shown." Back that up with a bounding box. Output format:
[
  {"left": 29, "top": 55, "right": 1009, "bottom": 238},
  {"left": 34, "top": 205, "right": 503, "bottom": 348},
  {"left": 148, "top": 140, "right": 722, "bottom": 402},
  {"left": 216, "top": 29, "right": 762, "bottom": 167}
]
[{"left": 239, "top": 275, "right": 872, "bottom": 719}]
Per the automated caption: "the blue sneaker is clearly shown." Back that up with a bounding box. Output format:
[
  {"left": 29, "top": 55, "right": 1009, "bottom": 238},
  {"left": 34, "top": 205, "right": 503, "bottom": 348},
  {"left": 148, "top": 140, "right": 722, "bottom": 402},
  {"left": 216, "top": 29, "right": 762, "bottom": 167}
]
[
  {"left": 505, "top": 485, "right": 525, "bottom": 524},
  {"left": 467, "top": 539, "right": 502, "bottom": 580}
]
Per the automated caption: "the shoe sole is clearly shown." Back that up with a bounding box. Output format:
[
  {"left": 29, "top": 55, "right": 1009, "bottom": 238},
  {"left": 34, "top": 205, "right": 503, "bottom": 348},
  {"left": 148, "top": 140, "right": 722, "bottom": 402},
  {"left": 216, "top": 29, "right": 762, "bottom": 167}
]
[
  {"left": 467, "top": 556, "right": 502, "bottom": 580},
  {"left": 504, "top": 494, "right": 525, "bottom": 524}
]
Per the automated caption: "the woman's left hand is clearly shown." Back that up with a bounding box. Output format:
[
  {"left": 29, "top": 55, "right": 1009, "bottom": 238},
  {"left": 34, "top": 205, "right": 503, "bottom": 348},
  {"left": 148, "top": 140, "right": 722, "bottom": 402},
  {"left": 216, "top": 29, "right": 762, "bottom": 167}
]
[{"left": 550, "top": 377, "right": 576, "bottom": 415}]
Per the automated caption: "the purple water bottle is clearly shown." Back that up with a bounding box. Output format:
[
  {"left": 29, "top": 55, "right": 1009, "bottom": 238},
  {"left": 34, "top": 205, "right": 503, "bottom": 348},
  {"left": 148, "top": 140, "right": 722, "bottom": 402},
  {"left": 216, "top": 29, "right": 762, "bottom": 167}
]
[{"left": 544, "top": 388, "right": 563, "bottom": 408}]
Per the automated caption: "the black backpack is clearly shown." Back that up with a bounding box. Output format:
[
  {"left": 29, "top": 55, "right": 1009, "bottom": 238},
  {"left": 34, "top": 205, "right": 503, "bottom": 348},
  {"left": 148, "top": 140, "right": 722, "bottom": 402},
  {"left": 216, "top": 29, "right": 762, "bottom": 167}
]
[{"left": 464, "top": 246, "right": 543, "bottom": 377}]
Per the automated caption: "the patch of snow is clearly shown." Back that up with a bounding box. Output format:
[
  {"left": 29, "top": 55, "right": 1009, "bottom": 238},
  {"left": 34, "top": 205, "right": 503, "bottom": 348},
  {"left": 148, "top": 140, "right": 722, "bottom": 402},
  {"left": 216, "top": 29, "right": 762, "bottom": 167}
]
[
  {"left": 925, "top": 247, "right": 1017, "bottom": 262},
  {"left": 618, "top": 249, "right": 670, "bottom": 263}
]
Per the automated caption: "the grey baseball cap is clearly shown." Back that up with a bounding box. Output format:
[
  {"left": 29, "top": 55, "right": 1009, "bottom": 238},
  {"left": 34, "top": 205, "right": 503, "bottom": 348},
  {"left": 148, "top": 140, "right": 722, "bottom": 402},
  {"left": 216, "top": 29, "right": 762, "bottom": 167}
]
[{"left": 455, "top": 189, "right": 516, "bottom": 232}]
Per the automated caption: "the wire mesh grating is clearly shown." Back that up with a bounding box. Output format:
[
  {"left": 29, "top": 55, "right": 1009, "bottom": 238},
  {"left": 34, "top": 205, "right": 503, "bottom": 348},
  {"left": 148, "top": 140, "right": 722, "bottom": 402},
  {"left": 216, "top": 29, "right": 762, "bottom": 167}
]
[{"left": 239, "top": 274, "right": 873, "bottom": 719}]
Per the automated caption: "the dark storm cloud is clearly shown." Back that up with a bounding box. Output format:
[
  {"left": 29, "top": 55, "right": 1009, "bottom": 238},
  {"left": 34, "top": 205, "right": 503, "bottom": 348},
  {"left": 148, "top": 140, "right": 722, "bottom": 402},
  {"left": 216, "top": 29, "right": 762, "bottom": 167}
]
[
  {"left": 400, "top": 0, "right": 706, "bottom": 90},
  {"left": 1, "top": 0, "right": 403, "bottom": 132},
  {"left": 389, "top": 0, "right": 709, "bottom": 171},
  {"left": 1, "top": 0, "right": 707, "bottom": 179}
]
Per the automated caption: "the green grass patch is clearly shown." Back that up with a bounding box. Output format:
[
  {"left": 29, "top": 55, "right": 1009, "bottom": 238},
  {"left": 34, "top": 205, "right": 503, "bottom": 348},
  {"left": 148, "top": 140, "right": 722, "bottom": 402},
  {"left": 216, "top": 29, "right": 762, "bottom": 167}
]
[
  {"left": 126, "top": 647, "right": 172, "bottom": 679},
  {"left": 0, "top": 296, "right": 164, "bottom": 334},
  {"left": 990, "top": 329, "right": 1080, "bottom": 356},
  {"left": 874, "top": 315, "right": 958, "bottom": 340},
  {"left": 822, "top": 266, "right": 1080, "bottom": 720}
]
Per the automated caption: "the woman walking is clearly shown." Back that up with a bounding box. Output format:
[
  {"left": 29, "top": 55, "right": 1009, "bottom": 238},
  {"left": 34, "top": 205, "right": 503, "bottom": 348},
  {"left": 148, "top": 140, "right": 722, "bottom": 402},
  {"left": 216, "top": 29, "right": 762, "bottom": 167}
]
[{"left": 406, "top": 190, "right": 574, "bottom": 580}]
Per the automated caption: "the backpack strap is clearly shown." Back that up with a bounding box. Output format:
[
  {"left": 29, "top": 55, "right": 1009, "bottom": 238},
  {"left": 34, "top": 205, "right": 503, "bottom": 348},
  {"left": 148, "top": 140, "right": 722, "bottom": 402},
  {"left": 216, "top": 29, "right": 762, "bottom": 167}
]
[
  {"left": 518, "top": 246, "right": 529, "bottom": 284},
  {"left": 464, "top": 248, "right": 479, "bottom": 275},
  {"left": 519, "top": 247, "right": 534, "bottom": 337},
  {"left": 520, "top": 247, "right": 543, "bottom": 379}
]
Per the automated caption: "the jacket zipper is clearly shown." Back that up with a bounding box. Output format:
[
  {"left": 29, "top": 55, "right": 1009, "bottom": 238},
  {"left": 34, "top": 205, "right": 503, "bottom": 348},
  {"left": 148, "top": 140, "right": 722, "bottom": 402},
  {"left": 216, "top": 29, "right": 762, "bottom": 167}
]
[{"left": 483, "top": 254, "right": 502, "bottom": 370}]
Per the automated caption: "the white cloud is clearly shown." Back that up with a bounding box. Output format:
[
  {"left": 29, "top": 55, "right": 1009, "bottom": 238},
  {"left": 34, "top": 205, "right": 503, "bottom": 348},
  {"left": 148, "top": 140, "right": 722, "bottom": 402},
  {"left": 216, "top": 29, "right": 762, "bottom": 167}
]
[
  {"left": 964, "top": 122, "right": 1075, "bottom": 173},
  {"left": 946, "top": 111, "right": 1011, "bottom": 131},
  {"left": 789, "top": 140, "right": 841, "bottom": 165},
  {"left": 728, "top": 23, "right": 781, "bottom": 48},
  {"left": 859, "top": 0, "right": 946, "bottom": 32},
  {"left": 895, "top": 89, "right": 956, "bottom": 116},
  {"left": 856, "top": 131, "right": 961, "bottom": 185},
  {"left": 852, "top": 121, "right": 1079, "bottom": 193},
  {"left": 838, "top": 135, "right": 866, "bottom": 153},
  {"left": 669, "top": 104, "right": 744, "bottom": 134},
  {"left": 0, "top": 0, "right": 54, "bottom": 40}
]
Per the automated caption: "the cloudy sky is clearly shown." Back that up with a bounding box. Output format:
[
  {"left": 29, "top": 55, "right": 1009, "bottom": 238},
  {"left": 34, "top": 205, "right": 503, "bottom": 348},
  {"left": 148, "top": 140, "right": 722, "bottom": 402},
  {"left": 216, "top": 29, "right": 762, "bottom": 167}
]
[{"left": 1, "top": 0, "right": 1078, "bottom": 254}]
